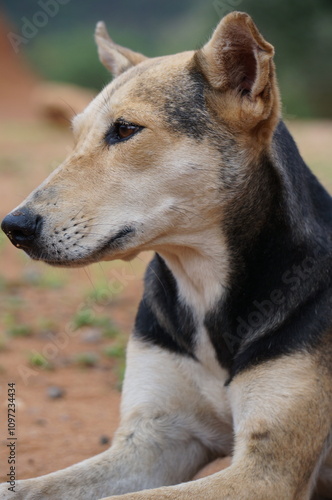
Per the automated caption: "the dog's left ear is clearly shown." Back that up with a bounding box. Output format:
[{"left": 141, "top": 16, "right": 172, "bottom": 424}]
[
  {"left": 197, "top": 12, "right": 280, "bottom": 131},
  {"left": 95, "top": 22, "right": 147, "bottom": 78}
]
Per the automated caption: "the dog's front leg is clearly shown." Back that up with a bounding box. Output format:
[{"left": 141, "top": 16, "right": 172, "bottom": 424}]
[
  {"left": 103, "top": 352, "right": 332, "bottom": 500},
  {"left": 0, "top": 338, "right": 221, "bottom": 500}
]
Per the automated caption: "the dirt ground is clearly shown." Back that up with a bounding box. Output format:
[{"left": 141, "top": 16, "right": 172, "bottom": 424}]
[{"left": 0, "top": 116, "right": 331, "bottom": 486}]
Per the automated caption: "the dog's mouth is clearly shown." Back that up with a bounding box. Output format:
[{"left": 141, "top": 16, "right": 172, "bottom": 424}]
[
  {"left": 21, "top": 225, "right": 136, "bottom": 268},
  {"left": 101, "top": 226, "right": 135, "bottom": 249}
]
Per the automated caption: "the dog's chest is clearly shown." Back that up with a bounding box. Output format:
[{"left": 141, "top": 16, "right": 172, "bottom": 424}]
[{"left": 183, "top": 325, "right": 232, "bottom": 424}]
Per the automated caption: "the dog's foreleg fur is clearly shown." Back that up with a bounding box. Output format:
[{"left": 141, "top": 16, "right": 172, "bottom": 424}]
[
  {"left": 103, "top": 353, "right": 332, "bottom": 500},
  {"left": 4, "top": 338, "right": 233, "bottom": 500}
]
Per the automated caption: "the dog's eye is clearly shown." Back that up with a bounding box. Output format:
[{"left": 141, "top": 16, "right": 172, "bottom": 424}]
[
  {"left": 105, "top": 121, "right": 143, "bottom": 146},
  {"left": 118, "top": 124, "right": 139, "bottom": 140}
]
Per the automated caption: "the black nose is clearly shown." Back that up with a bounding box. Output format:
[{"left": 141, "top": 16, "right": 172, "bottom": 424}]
[{"left": 1, "top": 210, "right": 42, "bottom": 249}]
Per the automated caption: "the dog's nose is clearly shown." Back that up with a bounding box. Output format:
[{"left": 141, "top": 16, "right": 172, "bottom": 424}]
[{"left": 1, "top": 210, "right": 42, "bottom": 248}]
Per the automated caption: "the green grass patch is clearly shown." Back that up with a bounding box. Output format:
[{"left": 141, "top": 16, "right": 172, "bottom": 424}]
[
  {"left": 114, "top": 360, "right": 126, "bottom": 391},
  {"left": 102, "top": 323, "right": 121, "bottom": 339},
  {"left": 104, "top": 344, "right": 126, "bottom": 359},
  {"left": 28, "top": 351, "right": 53, "bottom": 370},
  {"left": 37, "top": 317, "right": 59, "bottom": 333},
  {"left": 72, "top": 308, "right": 97, "bottom": 329},
  {"left": 74, "top": 352, "right": 100, "bottom": 368},
  {"left": 87, "top": 284, "right": 116, "bottom": 304},
  {"left": 104, "top": 342, "right": 127, "bottom": 391},
  {"left": 4, "top": 313, "right": 33, "bottom": 338},
  {"left": 72, "top": 308, "right": 120, "bottom": 338},
  {"left": 7, "top": 324, "right": 33, "bottom": 338}
]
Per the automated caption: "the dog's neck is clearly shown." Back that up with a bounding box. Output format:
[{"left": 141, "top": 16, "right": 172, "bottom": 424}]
[{"left": 156, "top": 227, "right": 229, "bottom": 317}]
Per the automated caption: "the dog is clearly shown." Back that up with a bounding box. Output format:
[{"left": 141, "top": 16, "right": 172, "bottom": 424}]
[{"left": 1, "top": 11, "right": 332, "bottom": 500}]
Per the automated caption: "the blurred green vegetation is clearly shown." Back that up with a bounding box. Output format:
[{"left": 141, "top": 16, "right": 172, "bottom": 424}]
[{"left": 3, "top": 0, "right": 332, "bottom": 114}]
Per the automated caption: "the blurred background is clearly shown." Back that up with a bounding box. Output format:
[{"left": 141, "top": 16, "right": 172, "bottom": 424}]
[
  {"left": 2, "top": 0, "right": 332, "bottom": 117},
  {"left": 0, "top": 0, "right": 331, "bottom": 483}
]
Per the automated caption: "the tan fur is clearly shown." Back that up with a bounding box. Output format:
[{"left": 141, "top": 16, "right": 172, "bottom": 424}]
[
  {"left": 103, "top": 354, "right": 332, "bottom": 500},
  {"left": 95, "top": 21, "right": 147, "bottom": 77},
  {"left": 196, "top": 12, "right": 281, "bottom": 147}
]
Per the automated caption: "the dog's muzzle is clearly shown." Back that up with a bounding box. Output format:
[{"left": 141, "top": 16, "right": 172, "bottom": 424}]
[{"left": 1, "top": 209, "right": 43, "bottom": 250}]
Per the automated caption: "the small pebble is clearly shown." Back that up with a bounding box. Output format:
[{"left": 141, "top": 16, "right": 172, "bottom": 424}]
[
  {"left": 47, "top": 386, "right": 65, "bottom": 399},
  {"left": 99, "top": 435, "right": 110, "bottom": 446},
  {"left": 81, "top": 328, "right": 103, "bottom": 343},
  {"left": 35, "top": 418, "right": 47, "bottom": 426}
]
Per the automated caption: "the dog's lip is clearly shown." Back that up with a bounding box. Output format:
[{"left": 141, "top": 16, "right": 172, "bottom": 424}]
[
  {"left": 23, "top": 225, "right": 136, "bottom": 267},
  {"left": 93, "top": 225, "right": 135, "bottom": 257},
  {"left": 103, "top": 226, "right": 135, "bottom": 247}
]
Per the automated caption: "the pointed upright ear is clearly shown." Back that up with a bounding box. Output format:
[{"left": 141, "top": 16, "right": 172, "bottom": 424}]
[
  {"left": 95, "top": 22, "right": 148, "bottom": 78},
  {"left": 197, "top": 12, "right": 280, "bottom": 133}
]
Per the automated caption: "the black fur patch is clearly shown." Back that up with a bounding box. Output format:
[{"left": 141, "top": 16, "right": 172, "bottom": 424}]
[
  {"left": 108, "top": 58, "right": 217, "bottom": 142},
  {"left": 134, "top": 254, "right": 197, "bottom": 358},
  {"left": 163, "top": 68, "right": 211, "bottom": 140},
  {"left": 205, "top": 121, "right": 332, "bottom": 378}
]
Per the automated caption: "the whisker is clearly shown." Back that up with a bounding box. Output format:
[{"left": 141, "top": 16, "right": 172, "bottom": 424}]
[
  {"left": 71, "top": 206, "right": 86, "bottom": 220},
  {"left": 98, "top": 262, "right": 108, "bottom": 284},
  {"left": 58, "top": 98, "right": 79, "bottom": 123},
  {"left": 170, "top": 205, "right": 208, "bottom": 223},
  {"left": 73, "top": 216, "right": 100, "bottom": 227},
  {"left": 136, "top": 255, "right": 168, "bottom": 298},
  {"left": 83, "top": 266, "right": 96, "bottom": 291},
  {"left": 168, "top": 206, "right": 192, "bottom": 222},
  {"left": 83, "top": 222, "right": 119, "bottom": 228},
  {"left": 79, "top": 232, "right": 107, "bottom": 237}
]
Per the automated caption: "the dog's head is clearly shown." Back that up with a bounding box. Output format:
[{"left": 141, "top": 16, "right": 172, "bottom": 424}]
[{"left": 1, "top": 12, "right": 280, "bottom": 267}]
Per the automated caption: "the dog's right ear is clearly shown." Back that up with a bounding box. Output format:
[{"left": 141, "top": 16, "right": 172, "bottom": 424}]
[
  {"left": 196, "top": 12, "right": 280, "bottom": 135},
  {"left": 95, "top": 22, "right": 147, "bottom": 78}
]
